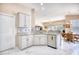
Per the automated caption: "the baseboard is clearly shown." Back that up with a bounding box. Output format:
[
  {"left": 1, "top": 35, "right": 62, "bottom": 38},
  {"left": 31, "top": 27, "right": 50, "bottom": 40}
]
[
  {"left": 48, "top": 45, "right": 57, "bottom": 49},
  {"left": 0, "top": 47, "right": 15, "bottom": 53},
  {"left": 20, "top": 45, "right": 33, "bottom": 50},
  {"left": 32, "top": 44, "right": 47, "bottom": 46}
]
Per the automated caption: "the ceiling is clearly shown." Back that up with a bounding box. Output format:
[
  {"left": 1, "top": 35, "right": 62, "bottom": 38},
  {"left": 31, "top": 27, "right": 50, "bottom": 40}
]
[{"left": 20, "top": 3, "right": 79, "bottom": 20}]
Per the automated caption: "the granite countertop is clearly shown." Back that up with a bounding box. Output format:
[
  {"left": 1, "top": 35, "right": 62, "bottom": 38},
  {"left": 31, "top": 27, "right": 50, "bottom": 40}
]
[
  {"left": 17, "top": 30, "right": 48, "bottom": 36},
  {"left": 17, "top": 30, "right": 61, "bottom": 36},
  {"left": 47, "top": 30, "right": 61, "bottom": 35},
  {"left": 33, "top": 31, "right": 47, "bottom": 35}
]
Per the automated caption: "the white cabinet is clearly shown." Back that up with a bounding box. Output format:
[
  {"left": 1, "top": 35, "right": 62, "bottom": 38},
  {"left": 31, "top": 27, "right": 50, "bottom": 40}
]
[
  {"left": 33, "top": 35, "right": 47, "bottom": 45},
  {"left": 33, "top": 35, "right": 40, "bottom": 45},
  {"left": 18, "top": 13, "right": 26, "bottom": 27},
  {"left": 16, "top": 13, "right": 32, "bottom": 49},
  {"left": 0, "top": 13, "right": 15, "bottom": 51},
  {"left": 40, "top": 35, "right": 47, "bottom": 45},
  {"left": 17, "top": 13, "right": 31, "bottom": 27},
  {"left": 48, "top": 25, "right": 64, "bottom": 31},
  {"left": 21, "top": 36, "right": 28, "bottom": 49},
  {"left": 27, "top": 35, "right": 33, "bottom": 46},
  {"left": 17, "top": 35, "right": 33, "bottom": 49},
  {"left": 17, "top": 36, "right": 28, "bottom": 49}
]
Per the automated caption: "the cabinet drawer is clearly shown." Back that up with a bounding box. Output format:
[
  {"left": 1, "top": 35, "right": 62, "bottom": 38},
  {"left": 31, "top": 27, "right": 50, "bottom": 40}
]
[
  {"left": 21, "top": 41, "right": 27, "bottom": 49},
  {"left": 18, "top": 35, "right": 33, "bottom": 49},
  {"left": 28, "top": 38, "right": 33, "bottom": 46},
  {"left": 33, "top": 35, "right": 47, "bottom": 45},
  {"left": 18, "top": 36, "right": 28, "bottom": 49}
]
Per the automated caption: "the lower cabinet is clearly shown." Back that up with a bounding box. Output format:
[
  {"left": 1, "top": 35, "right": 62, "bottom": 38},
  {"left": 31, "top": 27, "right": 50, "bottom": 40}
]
[
  {"left": 40, "top": 36, "right": 47, "bottom": 45},
  {"left": 33, "top": 35, "right": 47, "bottom": 46},
  {"left": 17, "top": 35, "right": 33, "bottom": 49},
  {"left": 28, "top": 35, "right": 33, "bottom": 46},
  {"left": 33, "top": 36, "right": 40, "bottom": 45},
  {"left": 16, "top": 34, "right": 47, "bottom": 49}
]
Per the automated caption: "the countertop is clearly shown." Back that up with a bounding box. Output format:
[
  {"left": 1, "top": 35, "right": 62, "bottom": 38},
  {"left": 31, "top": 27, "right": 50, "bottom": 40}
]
[{"left": 17, "top": 30, "right": 61, "bottom": 36}]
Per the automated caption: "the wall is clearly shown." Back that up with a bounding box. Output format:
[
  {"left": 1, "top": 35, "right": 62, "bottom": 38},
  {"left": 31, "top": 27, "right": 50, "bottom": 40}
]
[
  {"left": 0, "top": 3, "right": 35, "bottom": 48},
  {"left": 0, "top": 3, "right": 35, "bottom": 27},
  {"left": 0, "top": 3, "right": 31, "bottom": 15},
  {"left": 35, "top": 3, "right": 79, "bottom": 26},
  {"left": 42, "top": 20, "right": 65, "bottom": 31},
  {"left": 35, "top": 15, "right": 65, "bottom": 26},
  {"left": 66, "top": 15, "right": 79, "bottom": 33}
]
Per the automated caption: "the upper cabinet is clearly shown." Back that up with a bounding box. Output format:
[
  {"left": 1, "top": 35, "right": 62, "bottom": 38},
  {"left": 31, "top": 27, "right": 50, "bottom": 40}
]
[
  {"left": 48, "top": 25, "right": 64, "bottom": 31},
  {"left": 16, "top": 13, "right": 31, "bottom": 27}
]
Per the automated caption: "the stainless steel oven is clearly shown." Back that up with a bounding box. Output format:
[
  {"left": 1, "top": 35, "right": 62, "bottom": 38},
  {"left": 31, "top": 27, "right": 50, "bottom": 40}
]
[{"left": 47, "top": 34, "right": 57, "bottom": 49}]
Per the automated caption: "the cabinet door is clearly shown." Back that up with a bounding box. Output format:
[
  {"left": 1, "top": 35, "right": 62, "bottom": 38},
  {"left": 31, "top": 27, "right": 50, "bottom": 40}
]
[
  {"left": 18, "top": 13, "right": 31, "bottom": 27},
  {"left": 25, "top": 15, "right": 31, "bottom": 27},
  {"left": 18, "top": 13, "right": 26, "bottom": 27},
  {"left": 33, "top": 35, "right": 40, "bottom": 45},
  {"left": 40, "top": 35, "right": 47, "bottom": 45},
  {"left": 27, "top": 35, "right": 33, "bottom": 46},
  {"left": 21, "top": 36, "right": 28, "bottom": 49}
]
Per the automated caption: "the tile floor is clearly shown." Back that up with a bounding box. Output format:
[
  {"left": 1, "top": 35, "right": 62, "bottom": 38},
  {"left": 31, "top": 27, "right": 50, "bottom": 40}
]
[
  {"left": 0, "top": 42, "right": 79, "bottom": 55},
  {"left": 0, "top": 46, "right": 73, "bottom": 55}
]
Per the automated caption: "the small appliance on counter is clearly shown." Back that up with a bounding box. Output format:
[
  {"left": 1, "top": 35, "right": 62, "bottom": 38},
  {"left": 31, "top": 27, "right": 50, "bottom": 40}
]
[
  {"left": 47, "top": 30, "right": 61, "bottom": 49},
  {"left": 32, "top": 26, "right": 47, "bottom": 34},
  {"left": 34, "top": 26, "right": 42, "bottom": 31}
]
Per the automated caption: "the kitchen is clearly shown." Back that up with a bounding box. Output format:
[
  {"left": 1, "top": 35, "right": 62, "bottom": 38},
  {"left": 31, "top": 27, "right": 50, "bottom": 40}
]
[{"left": 0, "top": 3, "right": 79, "bottom": 55}]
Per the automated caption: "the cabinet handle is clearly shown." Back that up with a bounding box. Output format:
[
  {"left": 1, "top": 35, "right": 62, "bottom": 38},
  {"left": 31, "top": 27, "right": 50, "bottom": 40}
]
[{"left": 51, "top": 36, "right": 53, "bottom": 40}]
